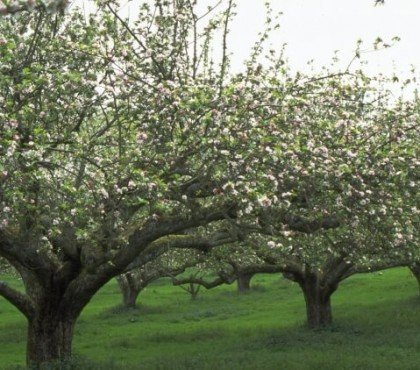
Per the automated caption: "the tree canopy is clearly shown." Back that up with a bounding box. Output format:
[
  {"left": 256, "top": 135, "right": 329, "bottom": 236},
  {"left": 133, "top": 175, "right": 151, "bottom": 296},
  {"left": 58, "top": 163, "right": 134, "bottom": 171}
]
[{"left": 0, "top": 0, "right": 68, "bottom": 15}]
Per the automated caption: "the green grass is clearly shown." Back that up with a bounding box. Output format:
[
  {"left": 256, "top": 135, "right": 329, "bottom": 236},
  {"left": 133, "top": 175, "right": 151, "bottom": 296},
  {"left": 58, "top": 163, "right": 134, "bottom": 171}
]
[{"left": 1, "top": 268, "right": 419, "bottom": 369}]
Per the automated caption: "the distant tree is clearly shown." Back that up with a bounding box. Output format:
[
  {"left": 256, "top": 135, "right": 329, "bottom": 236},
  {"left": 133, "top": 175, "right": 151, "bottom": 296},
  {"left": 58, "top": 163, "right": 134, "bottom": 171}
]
[
  {"left": 172, "top": 268, "right": 236, "bottom": 299},
  {"left": 117, "top": 249, "right": 205, "bottom": 308},
  {"left": 255, "top": 246, "right": 415, "bottom": 328},
  {"left": 172, "top": 53, "right": 419, "bottom": 326},
  {"left": 208, "top": 244, "right": 275, "bottom": 293},
  {"left": 222, "top": 63, "right": 419, "bottom": 328}
]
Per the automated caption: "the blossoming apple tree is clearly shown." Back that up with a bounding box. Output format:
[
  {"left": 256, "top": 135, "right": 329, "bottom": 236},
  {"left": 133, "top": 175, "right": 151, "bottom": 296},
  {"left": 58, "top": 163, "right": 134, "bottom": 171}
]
[
  {"left": 0, "top": 1, "right": 247, "bottom": 365},
  {"left": 223, "top": 64, "right": 419, "bottom": 328},
  {"left": 117, "top": 248, "right": 213, "bottom": 308}
]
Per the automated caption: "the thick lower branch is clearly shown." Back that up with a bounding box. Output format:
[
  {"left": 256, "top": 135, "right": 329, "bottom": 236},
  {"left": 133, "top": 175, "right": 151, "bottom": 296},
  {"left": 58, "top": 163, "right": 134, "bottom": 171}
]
[
  {"left": 255, "top": 252, "right": 304, "bottom": 276},
  {"left": 125, "top": 230, "right": 236, "bottom": 272},
  {"left": 283, "top": 215, "right": 340, "bottom": 233},
  {"left": 172, "top": 274, "right": 234, "bottom": 290},
  {"left": 0, "top": 231, "right": 52, "bottom": 276},
  {"left": 0, "top": 281, "right": 35, "bottom": 319},
  {"left": 112, "top": 202, "right": 237, "bottom": 274},
  {"left": 346, "top": 259, "right": 412, "bottom": 279},
  {"left": 257, "top": 209, "right": 340, "bottom": 234}
]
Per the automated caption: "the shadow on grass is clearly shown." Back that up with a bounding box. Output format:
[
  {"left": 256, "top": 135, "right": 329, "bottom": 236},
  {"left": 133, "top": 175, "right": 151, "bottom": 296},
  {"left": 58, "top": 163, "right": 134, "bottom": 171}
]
[
  {"left": 146, "top": 326, "right": 226, "bottom": 343},
  {"left": 99, "top": 303, "right": 169, "bottom": 318},
  {"left": 5, "top": 355, "right": 122, "bottom": 370},
  {"left": 3, "top": 281, "right": 418, "bottom": 370}
]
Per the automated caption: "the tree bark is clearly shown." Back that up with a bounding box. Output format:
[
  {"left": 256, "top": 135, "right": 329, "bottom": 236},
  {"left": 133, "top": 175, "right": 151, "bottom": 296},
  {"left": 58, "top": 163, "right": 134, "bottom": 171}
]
[
  {"left": 26, "top": 312, "right": 76, "bottom": 367},
  {"left": 298, "top": 275, "right": 335, "bottom": 329},
  {"left": 237, "top": 273, "right": 253, "bottom": 293},
  {"left": 19, "top": 270, "right": 104, "bottom": 367},
  {"left": 410, "top": 264, "right": 420, "bottom": 295}
]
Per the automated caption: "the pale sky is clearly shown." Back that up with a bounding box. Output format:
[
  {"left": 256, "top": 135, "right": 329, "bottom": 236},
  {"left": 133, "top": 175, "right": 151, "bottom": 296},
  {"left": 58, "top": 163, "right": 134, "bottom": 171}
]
[
  {"left": 74, "top": 0, "right": 419, "bottom": 81},
  {"left": 226, "top": 0, "right": 419, "bottom": 78}
]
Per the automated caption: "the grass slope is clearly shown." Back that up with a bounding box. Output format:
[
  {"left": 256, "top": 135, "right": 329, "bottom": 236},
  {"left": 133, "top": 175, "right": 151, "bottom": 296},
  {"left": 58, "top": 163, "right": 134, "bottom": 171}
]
[{"left": 0, "top": 268, "right": 419, "bottom": 369}]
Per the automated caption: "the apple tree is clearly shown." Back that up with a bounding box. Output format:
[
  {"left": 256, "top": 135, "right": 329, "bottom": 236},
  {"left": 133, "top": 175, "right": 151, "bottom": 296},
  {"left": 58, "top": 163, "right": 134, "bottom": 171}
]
[
  {"left": 0, "top": 1, "right": 246, "bottom": 365},
  {"left": 223, "top": 64, "right": 419, "bottom": 328}
]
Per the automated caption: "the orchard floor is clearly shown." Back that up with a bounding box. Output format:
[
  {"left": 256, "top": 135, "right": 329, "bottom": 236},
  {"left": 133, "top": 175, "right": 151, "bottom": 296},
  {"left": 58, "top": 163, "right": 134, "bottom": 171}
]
[{"left": 0, "top": 268, "right": 419, "bottom": 370}]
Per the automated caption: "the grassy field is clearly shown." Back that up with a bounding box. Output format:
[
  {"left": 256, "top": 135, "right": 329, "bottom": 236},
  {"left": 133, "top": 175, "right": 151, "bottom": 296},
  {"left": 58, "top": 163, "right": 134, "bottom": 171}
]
[{"left": 0, "top": 268, "right": 419, "bottom": 369}]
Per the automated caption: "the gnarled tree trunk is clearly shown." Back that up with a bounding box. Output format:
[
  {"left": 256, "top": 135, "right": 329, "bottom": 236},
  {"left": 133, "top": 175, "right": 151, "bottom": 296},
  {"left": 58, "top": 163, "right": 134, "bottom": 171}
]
[
  {"left": 237, "top": 272, "right": 254, "bottom": 293},
  {"left": 301, "top": 277, "right": 333, "bottom": 329},
  {"left": 27, "top": 311, "right": 76, "bottom": 366},
  {"left": 17, "top": 269, "right": 105, "bottom": 367},
  {"left": 284, "top": 271, "right": 337, "bottom": 329}
]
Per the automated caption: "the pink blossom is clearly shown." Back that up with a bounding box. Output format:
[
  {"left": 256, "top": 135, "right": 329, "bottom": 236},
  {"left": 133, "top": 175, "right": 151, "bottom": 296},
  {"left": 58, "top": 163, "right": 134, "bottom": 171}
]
[
  {"left": 267, "top": 241, "right": 276, "bottom": 249},
  {"left": 137, "top": 132, "right": 148, "bottom": 143},
  {"left": 148, "top": 182, "right": 157, "bottom": 190}
]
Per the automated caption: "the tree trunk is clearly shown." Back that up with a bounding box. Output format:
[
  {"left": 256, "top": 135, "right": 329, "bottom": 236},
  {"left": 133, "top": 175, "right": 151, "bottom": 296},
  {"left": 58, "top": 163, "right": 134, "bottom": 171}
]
[
  {"left": 189, "top": 283, "right": 201, "bottom": 300},
  {"left": 26, "top": 313, "right": 76, "bottom": 367},
  {"left": 237, "top": 273, "right": 253, "bottom": 293},
  {"left": 19, "top": 269, "right": 106, "bottom": 368},
  {"left": 300, "top": 276, "right": 334, "bottom": 329},
  {"left": 117, "top": 275, "right": 141, "bottom": 308},
  {"left": 122, "top": 287, "right": 140, "bottom": 308},
  {"left": 410, "top": 264, "right": 420, "bottom": 295}
]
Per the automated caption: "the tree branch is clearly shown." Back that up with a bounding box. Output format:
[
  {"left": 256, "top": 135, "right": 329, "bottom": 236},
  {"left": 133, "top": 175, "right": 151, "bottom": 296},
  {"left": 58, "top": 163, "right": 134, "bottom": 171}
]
[
  {"left": 283, "top": 214, "right": 340, "bottom": 234},
  {"left": 325, "top": 259, "right": 354, "bottom": 285},
  {"left": 255, "top": 250, "right": 304, "bottom": 276},
  {"left": 124, "top": 229, "right": 235, "bottom": 272},
  {"left": 347, "top": 259, "right": 412, "bottom": 277},
  {"left": 172, "top": 273, "right": 234, "bottom": 290},
  {"left": 257, "top": 209, "right": 340, "bottom": 235},
  {"left": 112, "top": 202, "right": 237, "bottom": 272},
  {"left": 0, "top": 281, "right": 34, "bottom": 319},
  {"left": 0, "top": 230, "right": 51, "bottom": 274}
]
